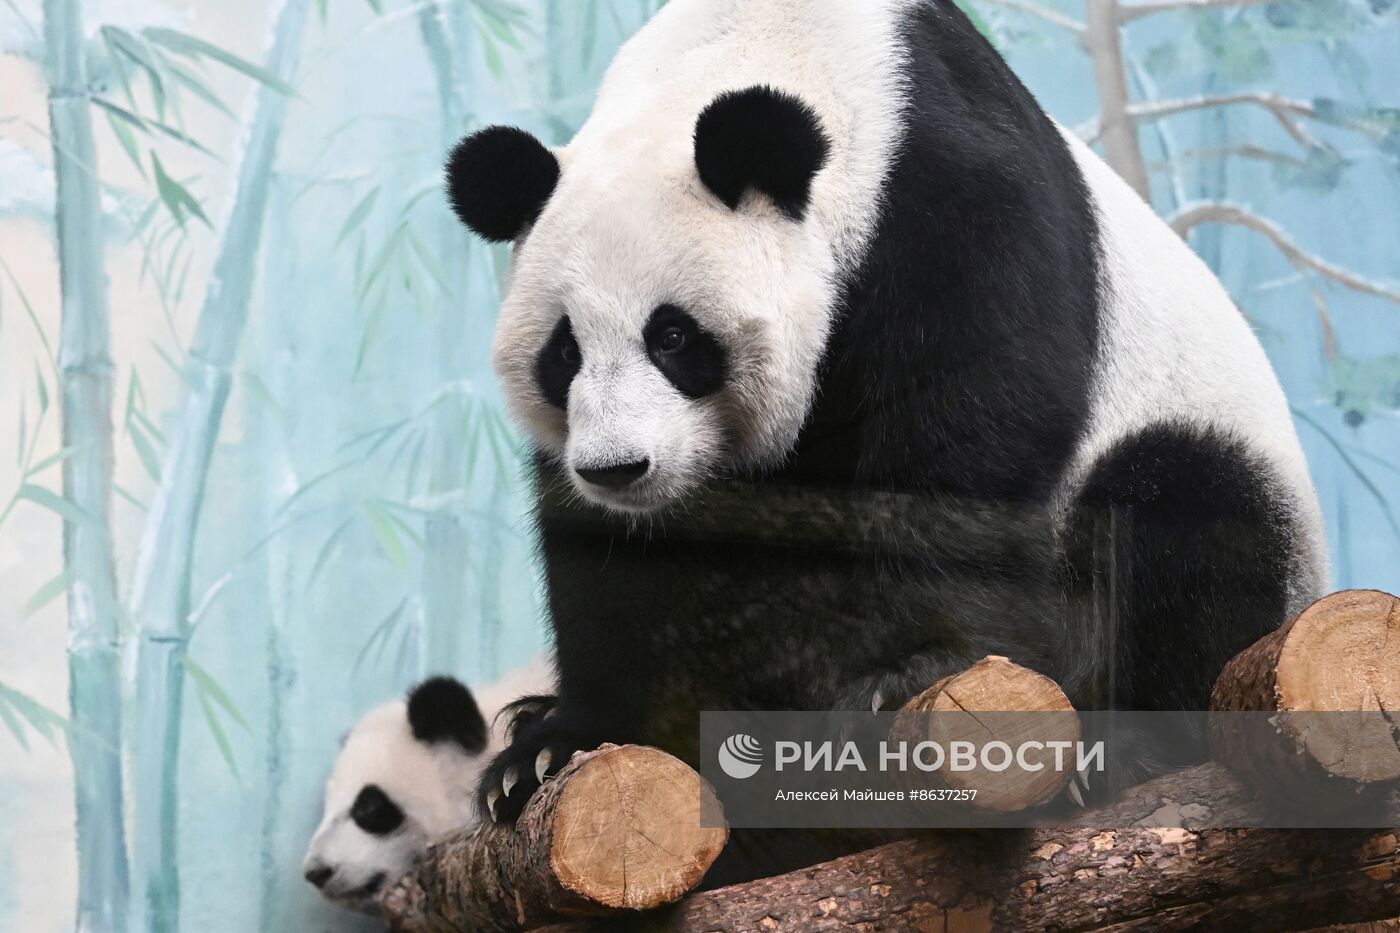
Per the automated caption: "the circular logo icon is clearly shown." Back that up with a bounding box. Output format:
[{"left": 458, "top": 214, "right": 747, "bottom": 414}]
[{"left": 717, "top": 733, "right": 764, "bottom": 780}]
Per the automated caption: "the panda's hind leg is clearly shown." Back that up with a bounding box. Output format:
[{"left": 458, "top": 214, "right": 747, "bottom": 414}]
[{"left": 1061, "top": 421, "right": 1299, "bottom": 774}]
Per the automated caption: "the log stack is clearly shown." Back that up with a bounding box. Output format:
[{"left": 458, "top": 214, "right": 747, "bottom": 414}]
[{"left": 381, "top": 590, "right": 1400, "bottom": 932}]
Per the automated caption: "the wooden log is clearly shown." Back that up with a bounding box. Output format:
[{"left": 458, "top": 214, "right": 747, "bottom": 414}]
[
  {"left": 1210, "top": 589, "right": 1400, "bottom": 808},
  {"left": 380, "top": 745, "right": 727, "bottom": 933},
  {"left": 536, "top": 762, "right": 1400, "bottom": 933},
  {"left": 895, "top": 655, "right": 1080, "bottom": 812}
]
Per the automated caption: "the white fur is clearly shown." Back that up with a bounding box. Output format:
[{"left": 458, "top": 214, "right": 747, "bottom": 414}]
[
  {"left": 493, "top": 0, "right": 917, "bottom": 512},
  {"left": 302, "top": 658, "right": 553, "bottom": 914},
  {"left": 1055, "top": 127, "right": 1329, "bottom": 606}
]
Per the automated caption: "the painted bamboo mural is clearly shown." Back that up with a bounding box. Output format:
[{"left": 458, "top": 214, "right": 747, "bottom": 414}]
[
  {"left": 127, "top": 1, "right": 311, "bottom": 929},
  {"left": 41, "top": 0, "right": 131, "bottom": 929},
  {"left": 417, "top": 0, "right": 474, "bottom": 678},
  {"left": 0, "top": 0, "right": 1396, "bottom": 929},
  {"left": 250, "top": 174, "right": 300, "bottom": 933}
]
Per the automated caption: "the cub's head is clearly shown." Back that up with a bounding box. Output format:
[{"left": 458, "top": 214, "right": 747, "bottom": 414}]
[
  {"left": 447, "top": 86, "right": 835, "bottom": 513},
  {"left": 302, "top": 677, "right": 487, "bottom": 914}
]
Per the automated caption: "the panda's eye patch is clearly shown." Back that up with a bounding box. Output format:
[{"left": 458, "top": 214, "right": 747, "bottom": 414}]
[
  {"left": 559, "top": 334, "right": 580, "bottom": 363},
  {"left": 644, "top": 305, "right": 726, "bottom": 399},
  {"left": 535, "top": 316, "right": 582, "bottom": 410},
  {"left": 351, "top": 784, "right": 405, "bottom": 836}
]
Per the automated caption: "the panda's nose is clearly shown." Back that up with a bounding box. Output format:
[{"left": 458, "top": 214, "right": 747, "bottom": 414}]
[
  {"left": 576, "top": 458, "right": 651, "bottom": 489},
  {"left": 304, "top": 864, "right": 335, "bottom": 889}
]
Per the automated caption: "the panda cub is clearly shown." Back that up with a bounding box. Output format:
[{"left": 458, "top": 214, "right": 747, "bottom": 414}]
[
  {"left": 444, "top": 0, "right": 1328, "bottom": 882},
  {"left": 302, "top": 660, "right": 551, "bottom": 913}
]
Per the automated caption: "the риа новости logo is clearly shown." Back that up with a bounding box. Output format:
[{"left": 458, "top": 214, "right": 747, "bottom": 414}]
[{"left": 718, "top": 733, "right": 764, "bottom": 779}]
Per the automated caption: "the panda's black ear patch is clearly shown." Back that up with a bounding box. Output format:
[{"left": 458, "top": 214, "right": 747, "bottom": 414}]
[
  {"left": 693, "top": 86, "right": 831, "bottom": 222},
  {"left": 445, "top": 126, "right": 560, "bottom": 243},
  {"left": 407, "top": 676, "right": 488, "bottom": 754}
]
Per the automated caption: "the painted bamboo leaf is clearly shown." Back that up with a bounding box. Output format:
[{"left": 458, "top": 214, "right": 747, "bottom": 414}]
[
  {"left": 144, "top": 27, "right": 298, "bottom": 96},
  {"left": 151, "top": 152, "right": 211, "bottom": 228},
  {"left": 335, "top": 186, "right": 379, "bottom": 248},
  {"left": 0, "top": 682, "right": 71, "bottom": 750},
  {"left": 165, "top": 59, "right": 237, "bottom": 120}
]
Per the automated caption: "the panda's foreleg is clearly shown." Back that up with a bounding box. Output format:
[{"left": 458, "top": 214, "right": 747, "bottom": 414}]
[{"left": 1060, "top": 421, "right": 1300, "bottom": 792}]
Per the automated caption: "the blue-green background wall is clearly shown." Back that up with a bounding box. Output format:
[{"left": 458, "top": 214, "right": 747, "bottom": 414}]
[{"left": 0, "top": 0, "right": 1395, "bottom": 930}]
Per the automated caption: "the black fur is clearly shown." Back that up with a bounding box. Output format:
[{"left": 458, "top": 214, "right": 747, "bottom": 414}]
[
  {"left": 535, "top": 316, "right": 583, "bottom": 410},
  {"left": 351, "top": 784, "right": 404, "bottom": 836},
  {"left": 1063, "top": 423, "right": 1295, "bottom": 717},
  {"left": 445, "top": 126, "right": 560, "bottom": 243},
  {"left": 407, "top": 676, "right": 487, "bottom": 754},
  {"left": 791, "top": 2, "right": 1101, "bottom": 501},
  {"left": 644, "top": 304, "right": 728, "bottom": 399},
  {"left": 693, "top": 86, "right": 831, "bottom": 221},
  {"left": 474, "top": 0, "right": 1306, "bottom": 885}
]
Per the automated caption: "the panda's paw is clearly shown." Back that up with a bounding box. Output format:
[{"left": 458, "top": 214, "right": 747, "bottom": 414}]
[
  {"left": 495, "top": 693, "right": 558, "bottom": 743},
  {"left": 476, "top": 715, "right": 590, "bottom": 826}
]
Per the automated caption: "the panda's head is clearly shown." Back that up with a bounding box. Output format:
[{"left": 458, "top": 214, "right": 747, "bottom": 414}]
[
  {"left": 447, "top": 86, "right": 835, "bottom": 514},
  {"left": 301, "top": 677, "right": 487, "bottom": 914}
]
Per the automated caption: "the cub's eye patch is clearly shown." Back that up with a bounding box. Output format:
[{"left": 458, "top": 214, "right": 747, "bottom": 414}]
[
  {"left": 535, "top": 316, "right": 582, "bottom": 410},
  {"left": 645, "top": 305, "right": 727, "bottom": 399},
  {"left": 351, "top": 784, "right": 405, "bottom": 836}
]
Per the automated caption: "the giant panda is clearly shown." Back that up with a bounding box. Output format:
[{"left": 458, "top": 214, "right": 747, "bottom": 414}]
[
  {"left": 302, "top": 660, "right": 551, "bottom": 913},
  {"left": 442, "top": 0, "right": 1328, "bottom": 881}
]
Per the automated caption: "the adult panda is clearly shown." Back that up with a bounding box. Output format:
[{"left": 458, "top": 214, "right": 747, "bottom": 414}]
[{"left": 444, "top": 0, "right": 1328, "bottom": 877}]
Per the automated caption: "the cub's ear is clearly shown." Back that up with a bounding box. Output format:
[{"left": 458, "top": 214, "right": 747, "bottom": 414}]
[
  {"left": 445, "top": 126, "right": 561, "bottom": 243},
  {"left": 407, "top": 676, "right": 488, "bottom": 754},
  {"left": 693, "top": 86, "right": 831, "bottom": 222}
]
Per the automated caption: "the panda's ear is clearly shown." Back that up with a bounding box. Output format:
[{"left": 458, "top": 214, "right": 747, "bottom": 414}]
[
  {"left": 693, "top": 86, "right": 831, "bottom": 222},
  {"left": 445, "top": 126, "right": 561, "bottom": 243},
  {"left": 407, "top": 676, "right": 488, "bottom": 754}
]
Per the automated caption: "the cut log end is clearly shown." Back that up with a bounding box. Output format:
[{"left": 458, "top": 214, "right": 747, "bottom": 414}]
[
  {"left": 1213, "top": 590, "right": 1400, "bottom": 794},
  {"left": 1275, "top": 590, "right": 1400, "bottom": 784},
  {"left": 898, "top": 655, "right": 1079, "bottom": 812},
  {"left": 550, "top": 745, "right": 728, "bottom": 910}
]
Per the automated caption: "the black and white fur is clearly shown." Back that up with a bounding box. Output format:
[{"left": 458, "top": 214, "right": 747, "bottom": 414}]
[
  {"left": 444, "top": 0, "right": 1328, "bottom": 882},
  {"left": 301, "top": 661, "right": 551, "bottom": 913}
]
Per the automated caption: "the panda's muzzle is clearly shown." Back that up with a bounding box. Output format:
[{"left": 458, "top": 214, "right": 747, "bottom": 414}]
[{"left": 575, "top": 458, "right": 651, "bottom": 489}]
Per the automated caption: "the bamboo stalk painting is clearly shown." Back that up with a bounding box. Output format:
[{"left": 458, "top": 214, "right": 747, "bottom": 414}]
[{"left": 0, "top": 0, "right": 1395, "bottom": 930}]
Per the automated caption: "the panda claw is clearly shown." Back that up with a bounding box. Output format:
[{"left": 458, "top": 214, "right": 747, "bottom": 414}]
[
  {"left": 1076, "top": 766, "right": 1091, "bottom": 794},
  {"left": 486, "top": 788, "right": 502, "bottom": 822},
  {"left": 503, "top": 766, "right": 520, "bottom": 798},
  {"left": 1067, "top": 779, "right": 1086, "bottom": 808},
  {"left": 535, "top": 748, "right": 553, "bottom": 784},
  {"left": 871, "top": 690, "right": 884, "bottom": 715}
]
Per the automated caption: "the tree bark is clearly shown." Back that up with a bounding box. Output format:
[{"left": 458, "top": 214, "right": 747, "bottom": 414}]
[
  {"left": 43, "top": 0, "right": 132, "bottom": 929},
  {"left": 128, "top": 3, "right": 310, "bottom": 930},
  {"left": 381, "top": 745, "right": 727, "bottom": 932},
  {"left": 538, "top": 763, "right": 1400, "bottom": 932},
  {"left": 1210, "top": 589, "right": 1400, "bottom": 810}
]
